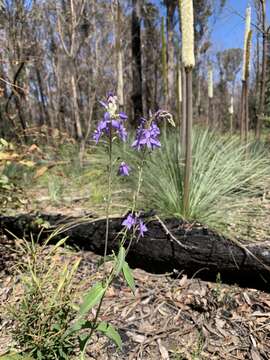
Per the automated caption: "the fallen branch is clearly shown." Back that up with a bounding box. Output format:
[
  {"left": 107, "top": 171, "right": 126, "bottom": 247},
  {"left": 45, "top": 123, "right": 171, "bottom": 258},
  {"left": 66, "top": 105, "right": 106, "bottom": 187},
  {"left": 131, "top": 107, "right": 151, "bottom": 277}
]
[{"left": 0, "top": 213, "right": 270, "bottom": 291}]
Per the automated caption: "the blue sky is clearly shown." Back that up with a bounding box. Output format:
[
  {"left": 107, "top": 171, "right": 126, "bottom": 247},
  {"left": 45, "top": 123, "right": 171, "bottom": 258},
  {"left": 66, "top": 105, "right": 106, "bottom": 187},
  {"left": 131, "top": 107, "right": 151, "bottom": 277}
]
[
  {"left": 154, "top": 0, "right": 270, "bottom": 51},
  {"left": 211, "top": 0, "right": 269, "bottom": 51}
]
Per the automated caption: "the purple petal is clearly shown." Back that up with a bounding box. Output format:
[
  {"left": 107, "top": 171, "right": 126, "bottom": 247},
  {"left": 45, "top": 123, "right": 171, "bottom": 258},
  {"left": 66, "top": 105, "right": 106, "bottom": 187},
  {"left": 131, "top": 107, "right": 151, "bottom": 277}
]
[
  {"left": 139, "top": 220, "right": 148, "bottom": 237},
  {"left": 99, "top": 100, "right": 108, "bottom": 109},
  {"left": 122, "top": 214, "right": 136, "bottom": 230},
  {"left": 119, "top": 112, "right": 128, "bottom": 120}
]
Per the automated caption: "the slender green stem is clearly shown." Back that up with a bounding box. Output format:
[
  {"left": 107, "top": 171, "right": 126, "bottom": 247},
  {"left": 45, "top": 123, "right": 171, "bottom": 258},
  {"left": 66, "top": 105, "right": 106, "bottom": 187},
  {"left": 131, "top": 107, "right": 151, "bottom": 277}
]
[
  {"left": 104, "top": 123, "right": 113, "bottom": 268},
  {"left": 121, "top": 150, "right": 146, "bottom": 253}
]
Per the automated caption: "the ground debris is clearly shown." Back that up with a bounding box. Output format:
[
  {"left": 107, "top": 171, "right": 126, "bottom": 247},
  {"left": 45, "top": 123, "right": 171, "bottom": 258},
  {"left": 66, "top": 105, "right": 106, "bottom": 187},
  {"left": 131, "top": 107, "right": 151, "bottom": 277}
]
[{"left": 1, "top": 239, "right": 270, "bottom": 359}]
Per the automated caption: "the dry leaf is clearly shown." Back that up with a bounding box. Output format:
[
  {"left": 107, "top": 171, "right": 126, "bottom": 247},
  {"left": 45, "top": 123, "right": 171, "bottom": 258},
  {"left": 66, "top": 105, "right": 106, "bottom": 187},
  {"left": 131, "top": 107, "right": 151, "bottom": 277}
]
[
  {"left": 179, "top": 274, "right": 188, "bottom": 287},
  {"left": 19, "top": 159, "right": 35, "bottom": 167},
  {"left": 251, "top": 347, "right": 262, "bottom": 360},
  {"left": 0, "top": 152, "right": 19, "bottom": 161},
  {"left": 34, "top": 166, "right": 48, "bottom": 179},
  {"left": 126, "top": 331, "right": 146, "bottom": 343},
  {"left": 157, "top": 339, "right": 169, "bottom": 360}
]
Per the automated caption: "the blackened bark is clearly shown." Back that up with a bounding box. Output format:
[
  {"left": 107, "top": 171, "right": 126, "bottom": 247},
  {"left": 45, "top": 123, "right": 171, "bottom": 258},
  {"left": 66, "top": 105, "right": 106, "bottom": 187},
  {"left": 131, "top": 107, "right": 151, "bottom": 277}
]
[{"left": 2, "top": 213, "right": 270, "bottom": 290}]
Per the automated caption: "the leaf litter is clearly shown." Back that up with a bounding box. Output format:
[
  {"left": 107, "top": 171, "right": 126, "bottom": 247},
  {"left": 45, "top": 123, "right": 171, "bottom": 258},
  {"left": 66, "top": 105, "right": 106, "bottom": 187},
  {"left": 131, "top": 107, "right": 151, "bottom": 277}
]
[{"left": 1, "top": 234, "right": 270, "bottom": 359}]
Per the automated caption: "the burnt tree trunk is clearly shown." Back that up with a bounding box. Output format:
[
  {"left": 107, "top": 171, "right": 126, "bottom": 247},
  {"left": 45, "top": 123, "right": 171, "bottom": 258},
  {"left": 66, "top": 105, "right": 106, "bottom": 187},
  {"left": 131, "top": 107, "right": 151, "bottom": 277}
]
[{"left": 1, "top": 213, "right": 270, "bottom": 290}]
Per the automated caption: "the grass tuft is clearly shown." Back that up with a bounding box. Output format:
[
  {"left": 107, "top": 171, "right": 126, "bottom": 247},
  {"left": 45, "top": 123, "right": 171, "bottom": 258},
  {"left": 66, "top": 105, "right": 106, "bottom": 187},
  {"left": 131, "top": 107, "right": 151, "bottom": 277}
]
[{"left": 123, "top": 128, "right": 270, "bottom": 234}]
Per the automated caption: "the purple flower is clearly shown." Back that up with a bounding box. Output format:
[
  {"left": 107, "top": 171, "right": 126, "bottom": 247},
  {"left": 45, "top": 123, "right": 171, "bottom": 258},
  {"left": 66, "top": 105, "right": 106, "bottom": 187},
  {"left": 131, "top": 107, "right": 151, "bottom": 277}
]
[
  {"left": 138, "top": 220, "right": 148, "bottom": 237},
  {"left": 122, "top": 214, "right": 148, "bottom": 238},
  {"left": 132, "top": 122, "right": 161, "bottom": 151},
  {"left": 118, "top": 162, "right": 130, "bottom": 176},
  {"left": 93, "top": 110, "right": 128, "bottom": 144},
  {"left": 122, "top": 214, "right": 136, "bottom": 230},
  {"left": 99, "top": 92, "right": 117, "bottom": 109}
]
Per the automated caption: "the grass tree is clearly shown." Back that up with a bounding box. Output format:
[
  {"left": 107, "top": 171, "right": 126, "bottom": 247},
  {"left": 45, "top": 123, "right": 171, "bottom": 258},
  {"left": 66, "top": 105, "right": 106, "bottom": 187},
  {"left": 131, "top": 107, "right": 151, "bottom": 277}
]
[
  {"left": 240, "top": 6, "right": 252, "bottom": 143},
  {"left": 179, "top": 0, "right": 195, "bottom": 216}
]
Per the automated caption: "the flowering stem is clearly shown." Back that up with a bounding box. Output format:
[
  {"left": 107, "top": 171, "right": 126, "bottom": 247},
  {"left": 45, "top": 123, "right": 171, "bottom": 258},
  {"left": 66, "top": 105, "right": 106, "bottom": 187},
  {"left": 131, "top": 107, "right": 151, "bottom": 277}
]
[
  {"left": 121, "top": 150, "right": 146, "bottom": 252},
  {"left": 104, "top": 123, "right": 113, "bottom": 267}
]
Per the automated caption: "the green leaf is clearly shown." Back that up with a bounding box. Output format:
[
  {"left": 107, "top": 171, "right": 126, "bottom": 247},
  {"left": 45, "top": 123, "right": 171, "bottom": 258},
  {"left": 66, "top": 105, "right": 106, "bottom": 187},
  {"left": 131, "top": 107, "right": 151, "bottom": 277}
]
[
  {"left": 79, "top": 282, "right": 106, "bottom": 317},
  {"left": 0, "top": 354, "right": 33, "bottom": 360},
  {"left": 97, "top": 322, "right": 122, "bottom": 350},
  {"left": 78, "top": 334, "right": 91, "bottom": 352},
  {"left": 97, "top": 255, "right": 114, "bottom": 268},
  {"left": 65, "top": 319, "right": 93, "bottom": 337},
  {"left": 122, "top": 261, "right": 135, "bottom": 294},
  {"left": 115, "top": 246, "right": 125, "bottom": 276}
]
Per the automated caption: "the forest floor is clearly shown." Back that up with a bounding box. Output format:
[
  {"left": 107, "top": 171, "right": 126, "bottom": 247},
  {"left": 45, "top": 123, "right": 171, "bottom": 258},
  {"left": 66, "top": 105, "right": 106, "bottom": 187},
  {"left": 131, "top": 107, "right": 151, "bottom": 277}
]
[
  {"left": 1, "top": 235, "right": 270, "bottom": 360},
  {"left": 1, "top": 143, "right": 270, "bottom": 359}
]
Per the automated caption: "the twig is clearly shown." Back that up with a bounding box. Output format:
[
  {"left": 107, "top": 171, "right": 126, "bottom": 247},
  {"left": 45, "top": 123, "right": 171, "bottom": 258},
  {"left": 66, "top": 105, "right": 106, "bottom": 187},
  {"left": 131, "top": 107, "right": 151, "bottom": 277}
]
[{"left": 155, "top": 215, "right": 196, "bottom": 250}]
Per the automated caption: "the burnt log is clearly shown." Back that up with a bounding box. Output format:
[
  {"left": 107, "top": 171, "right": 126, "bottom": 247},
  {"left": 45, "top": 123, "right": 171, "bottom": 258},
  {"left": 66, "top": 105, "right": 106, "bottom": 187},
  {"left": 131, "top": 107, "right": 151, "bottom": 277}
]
[{"left": 1, "top": 213, "right": 270, "bottom": 291}]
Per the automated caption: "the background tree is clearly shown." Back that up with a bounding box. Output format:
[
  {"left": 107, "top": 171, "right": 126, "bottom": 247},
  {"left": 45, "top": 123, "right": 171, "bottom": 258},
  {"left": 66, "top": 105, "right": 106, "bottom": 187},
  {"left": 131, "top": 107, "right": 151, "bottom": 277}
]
[{"left": 131, "top": 0, "right": 143, "bottom": 124}]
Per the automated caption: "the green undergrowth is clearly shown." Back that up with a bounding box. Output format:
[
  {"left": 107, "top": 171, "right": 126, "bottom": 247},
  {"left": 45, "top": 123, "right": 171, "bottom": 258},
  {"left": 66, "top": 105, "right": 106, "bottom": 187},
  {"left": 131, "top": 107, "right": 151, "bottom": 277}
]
[
  {"left": 113, "top": 128, "right": 270, "bottom": 237},
  {"left": 2, "top": 129, "right": 270, "bottom": 239}
]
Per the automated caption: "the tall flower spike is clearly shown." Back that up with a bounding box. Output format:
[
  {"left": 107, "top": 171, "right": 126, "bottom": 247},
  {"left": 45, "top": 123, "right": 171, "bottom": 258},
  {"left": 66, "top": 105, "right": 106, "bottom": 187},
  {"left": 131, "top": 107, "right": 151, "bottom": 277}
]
[
  {"left": 242, "top": 6, "right": 251, "bottom": 81},
  {"left": 180, "top": 0, "right": 195, "bottom": 68}
]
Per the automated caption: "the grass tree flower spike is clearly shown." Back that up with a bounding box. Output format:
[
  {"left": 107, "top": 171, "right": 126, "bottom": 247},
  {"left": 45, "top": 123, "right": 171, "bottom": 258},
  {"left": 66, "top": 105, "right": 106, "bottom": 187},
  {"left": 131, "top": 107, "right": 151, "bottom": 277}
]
[
  {"left": 208, "top": 66, "right": 213, "bottom": 99},
  {"left": 229, "top": 96, "right": 234, "bottom": 115},
  {"left": 242, "top": 6, "right": 251, "bottom": 81},
  {"left": 180, "top": 0, "right": 195, "bottom": 69}
]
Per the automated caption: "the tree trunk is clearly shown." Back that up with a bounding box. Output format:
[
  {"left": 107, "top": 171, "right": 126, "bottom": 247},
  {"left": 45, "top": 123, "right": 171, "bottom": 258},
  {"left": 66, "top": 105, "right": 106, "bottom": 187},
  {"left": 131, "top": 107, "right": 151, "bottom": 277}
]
[
  {"left": 256, "top": 1, "right": 267, "bottom": 140},
  {"left": 166, "top": 2, "right": 176, "bottom": 111},
  {"left": 131, "top": 0, "right": 143, "bottom": 125},
  {"left": 1, "top": 213, "right": 270, "bottom": 291},
  {"left": 115, "top": 1, "right": 124, "bottom": 108}
]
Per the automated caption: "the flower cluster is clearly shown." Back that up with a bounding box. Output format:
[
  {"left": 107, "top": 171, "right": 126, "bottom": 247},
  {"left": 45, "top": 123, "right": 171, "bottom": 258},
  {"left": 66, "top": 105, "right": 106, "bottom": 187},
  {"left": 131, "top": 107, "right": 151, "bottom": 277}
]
[
  {"left": 93, "top": 94, "right": 173, "bottom": 240},
  {"left": 93, "top": 93, "right": 128, "bottom": 144},
  {"left": 132, "top": 119, "right": 161, "bottom": 151},
  {"left": 122, "top": 213, "right": 148, "bottom": 238}
]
